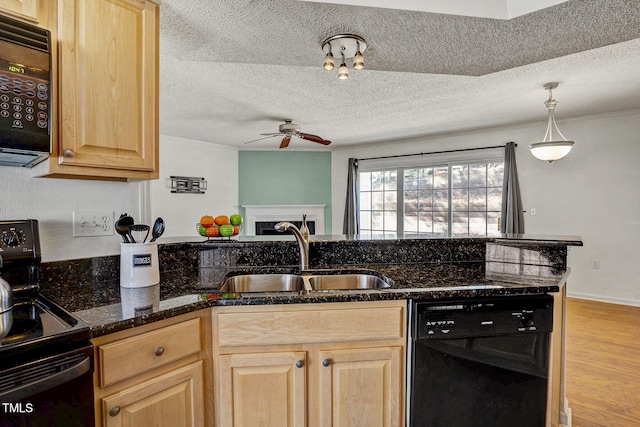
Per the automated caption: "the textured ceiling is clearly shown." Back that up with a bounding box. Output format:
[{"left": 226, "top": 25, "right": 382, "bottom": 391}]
[{"left": 157, "top": 0, "right": 640, "bottom": 149}]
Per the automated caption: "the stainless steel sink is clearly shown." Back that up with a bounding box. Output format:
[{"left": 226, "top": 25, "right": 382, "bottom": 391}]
[
  {"left": 219, "top": 274, "right": 306, "bottom": 292},
  {"left": 219, "top": 271, "right": 392, "bottom": 293},
  {"left": 308, "top": 274, "right": 391, "bottom": 290}
]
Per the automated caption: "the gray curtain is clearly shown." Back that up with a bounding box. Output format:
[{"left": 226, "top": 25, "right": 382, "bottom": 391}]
[
  {"left": 500, "top": 142, "right": 525, "bottom": 234},
  {"left": 342, "top": 158, "right": 359, "bottom": 235}
]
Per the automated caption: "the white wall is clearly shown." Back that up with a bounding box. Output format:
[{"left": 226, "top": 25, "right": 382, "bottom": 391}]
[
  {"left": 0, "top": 167, "right": 142, "bottom": 262},
  {"left": 0, "top": 135, "right": 239, "bottom": 262},
  {"left": 331, "top": 110, "right": 640, "bottom": 306},
  {"left": 149, "top": 135, "right": 239, "bottom": 238}
]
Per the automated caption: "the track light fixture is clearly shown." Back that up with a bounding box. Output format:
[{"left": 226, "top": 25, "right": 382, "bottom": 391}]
[
  {"left": 321, "top": 34, "right": 367, "bottom": 79},
  {"left": 529, "top": 82, "right": 575, "bottom": 163}
]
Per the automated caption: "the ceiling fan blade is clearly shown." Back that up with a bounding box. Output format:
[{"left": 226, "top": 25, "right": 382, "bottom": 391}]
[
  {"left": 243, "top": 134, "right": 279, "bottom": 144},
  {"left": 260, "top": 132, "right": 282, "bottom": 136},
  {"left": 279, "top": 135, "right": 291, "bottom": 149},
  {"left": 298, "top": 132, "right": 331, "bottom": 145}
]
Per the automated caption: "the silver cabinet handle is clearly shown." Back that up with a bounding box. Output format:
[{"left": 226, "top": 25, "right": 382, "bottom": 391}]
[
  {"left": 154, "top": 346, "right": 165, "bottom": 356},
  {"left": 62, "top": 149, "right": 75, "bottom": 157},
  {"left": 296, "top": 360, "right": 304, "bottom": 368},
  {"left": 109, "top": 406, "right": 121, "bottom": 417},
  {"left": 322, "top": 359, "right": 331, "bottom": 367}
]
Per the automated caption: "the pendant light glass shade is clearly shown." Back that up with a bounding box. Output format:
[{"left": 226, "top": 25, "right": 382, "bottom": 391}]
[
  {"left": 323, "top": 52, "right": 334, "bottom": 70},
  {"left": 529, "top": 83, "right": 574, "bottom": 163},
  {"left": 353, "top": 50, "right": 364, "bottom": 70},
  {"left": 338, "top": 61, "right": 349, "bottom": 79},
  {"left": 529, "top": 141, "right": 574, "bottom": 162}
]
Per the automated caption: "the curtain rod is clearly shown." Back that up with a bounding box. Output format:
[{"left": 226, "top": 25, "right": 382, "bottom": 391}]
[{"left": 357, "top": 143, "right": 515, "bottom": 162}]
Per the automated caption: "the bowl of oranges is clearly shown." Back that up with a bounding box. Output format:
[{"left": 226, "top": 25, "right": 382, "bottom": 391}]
[{"left": 197, "top": 214, "right": 243, "bottom": 240}]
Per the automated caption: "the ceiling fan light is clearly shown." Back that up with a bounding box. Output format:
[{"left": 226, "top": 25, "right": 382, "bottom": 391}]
[
  {"left": 353, "top": 51, "right": 364, "bottom": 70},
  {"left": 529, "top": 141, "right": 574, "bottom": 163},
  {"left": 338, "top": 62, "right": 349, "bottom": 79},
  {"left": 323, "top": 52, "right": 334, "bottom": 71}
]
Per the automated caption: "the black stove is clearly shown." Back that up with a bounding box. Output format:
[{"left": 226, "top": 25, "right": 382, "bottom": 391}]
[{"left": 0, "top": 220, "right": 93, "bottom": 427}]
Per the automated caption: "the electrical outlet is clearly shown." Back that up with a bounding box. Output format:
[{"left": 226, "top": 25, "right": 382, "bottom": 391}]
[
  {"left": 530, "top": 208, "right": 536, "bottom": 216},
  {"left": 591, "top": 259, "right": 600, "bottom": 269},
  {"left": 73, "top": 211, "right": 114, "bottom": 237}
]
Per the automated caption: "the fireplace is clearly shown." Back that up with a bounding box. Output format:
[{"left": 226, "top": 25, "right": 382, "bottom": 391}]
[
  {"left": 255, "top": 220, "right": 316, "bottom": 235},
  {"left": 242, "top": 205, "right": 326, "bottom": 236}
]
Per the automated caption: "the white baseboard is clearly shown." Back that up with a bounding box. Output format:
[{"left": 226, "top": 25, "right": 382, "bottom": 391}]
[
  {"left": 567, "top": 291, "right": 640, "bottom": 307},
  {"left": 561, "top": 397, "right": 572, "bottom": 427}
]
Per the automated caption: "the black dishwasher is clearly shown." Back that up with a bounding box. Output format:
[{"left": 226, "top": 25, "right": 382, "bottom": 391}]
[{"left": 408, "top": 294, "right": 553, "bottom": 427}]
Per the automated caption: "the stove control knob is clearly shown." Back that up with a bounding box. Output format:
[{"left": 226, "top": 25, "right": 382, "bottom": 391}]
[
  {"left": 520, "top": 313, "right": 535, "bottom": 328},
  {"left": 2, "top": 230, "right": 22, "bottom": 247}
]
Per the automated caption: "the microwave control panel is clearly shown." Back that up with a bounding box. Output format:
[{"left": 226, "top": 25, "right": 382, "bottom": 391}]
[{"left": 0, "top": 60, "right": 50, "bottom": 137}]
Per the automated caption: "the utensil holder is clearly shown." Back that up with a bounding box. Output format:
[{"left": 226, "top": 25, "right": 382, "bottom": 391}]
[{"left": 120, "top": 242, "right": 159, "bottom": 288}]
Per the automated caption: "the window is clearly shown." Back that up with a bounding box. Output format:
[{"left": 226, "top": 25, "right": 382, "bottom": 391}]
[
  {"left": 359, "top": 161, "right": 503, "bottom": 237},
  {"left": 359, "top": 171, "right": 398, "bottom": 235}
]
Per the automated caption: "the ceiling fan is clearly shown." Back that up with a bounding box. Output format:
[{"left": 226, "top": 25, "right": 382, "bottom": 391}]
[{"left": 244, "top": 120, "right": 331, "bottom": 149}]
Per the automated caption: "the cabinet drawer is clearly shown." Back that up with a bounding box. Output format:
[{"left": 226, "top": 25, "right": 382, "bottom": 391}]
[
  {"left": 98, "top": 318, "right": 201, "bottom": 387},
  {"left": 217, "top": 302, "right": 405, "bottom": 348}
]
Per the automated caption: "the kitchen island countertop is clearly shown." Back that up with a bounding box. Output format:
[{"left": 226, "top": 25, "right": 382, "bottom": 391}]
[{"left": 54, "top": 262, "right": 566, "bottom": 338}]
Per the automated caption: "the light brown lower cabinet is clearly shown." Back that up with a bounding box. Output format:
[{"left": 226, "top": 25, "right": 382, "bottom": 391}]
[
  {"left": 92, "top": 310, "right": 213, "bottom": 427},
  {"left": 213, "top": 300, "right": 406, "bottom": 427},
  {"left": 218, "top": 351, "right": 307, "bottom": 427},
  {"left": 101, "top": 361, "right": 204, "bottom": 427},
  {"left": 318, "top": 347, "right": 402, "bottom": 427}
]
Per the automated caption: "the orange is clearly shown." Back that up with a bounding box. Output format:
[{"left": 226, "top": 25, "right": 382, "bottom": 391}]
[
  {"left": 200, "top": 215, "right": 215, "bottom": 228},
  {"left": 232, "top": 225, "right": 240, "bottom": 235},
  {"left": 206, "top": 226, "right": 220, "bottom": 237},
  {"left": 214, "top": 215, "right": 229, "bottom": 226}
]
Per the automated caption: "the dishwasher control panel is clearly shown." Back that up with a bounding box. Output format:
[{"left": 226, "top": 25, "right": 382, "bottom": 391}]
[{"left": 415, "top": 294, "right": 553, "bottom": 339}]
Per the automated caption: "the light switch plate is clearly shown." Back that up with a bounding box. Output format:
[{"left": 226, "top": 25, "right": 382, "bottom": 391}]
[{"left": 73, "top": 211, "right": 114, "bottom": 237}]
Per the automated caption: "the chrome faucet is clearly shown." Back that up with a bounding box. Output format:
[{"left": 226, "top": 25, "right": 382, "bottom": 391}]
[{"left": 274, "top": 222, "right": 309, "bottom": 271}]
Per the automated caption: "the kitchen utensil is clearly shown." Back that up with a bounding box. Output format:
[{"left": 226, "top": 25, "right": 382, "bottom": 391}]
[
  {"left": 129, "top": 224, "right": 150, "bottom": 243},
  {"left": 0, "top": 255, "right": 12, "bottom": 314},
  {"left": 0, "top": 276, "right": 11, "bottom": 314},
  {"left": 0, "top": 303, "right": 12, "bottom": 338},
  {"left": 0, "top": 255, "right": 13, "bottom": 338},
  {"left": 115, "top": 213, "right": 134, "bottom": 243},
  {"left": 149, "top": 217, "right": 165, "bottom": 242}
]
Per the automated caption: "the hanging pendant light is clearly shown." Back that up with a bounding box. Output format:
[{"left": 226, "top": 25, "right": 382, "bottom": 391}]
[
  {"left": 338, "top": 53, "right": 349, "bottom": 80},
  {"left": 323, "top": 43, "right": 335, "bottom": 71},
  {"left": 353, "top": 41, "right": 364, "bottom": 70},
  {"left": 529, "top": 82, "right": 574, "bottom": 163}
]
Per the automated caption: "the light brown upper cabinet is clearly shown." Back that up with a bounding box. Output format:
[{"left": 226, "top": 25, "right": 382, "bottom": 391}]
[
  {"left": 31, "top": 0, "right": 159, "bottom": 180},
  {"left": 0, "top": 0, "right": 41, "bottom": 23}
]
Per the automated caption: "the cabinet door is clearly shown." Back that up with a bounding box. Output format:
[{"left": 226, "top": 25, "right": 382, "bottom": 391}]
[
  {"left": 0, "top": 0, "right": 39, "bottom": 23},
  {"left": 318, "top": 347, "right": 403, "bottom": 427},
  {"left": 57, "top": 0, "right": 158, "bottom": 172},
  {"left": 218, "top": 351, "right": 306, "bottom": 427},
  {"left": 101, "top": 361, "right": 204, "bottom": 427}
]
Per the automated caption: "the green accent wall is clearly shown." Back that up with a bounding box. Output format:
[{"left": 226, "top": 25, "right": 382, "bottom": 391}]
[{"left": 239, "top": 151, "right": 332, "bottom": 232}]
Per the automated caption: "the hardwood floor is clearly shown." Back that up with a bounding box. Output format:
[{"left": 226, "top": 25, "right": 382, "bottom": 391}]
[{"left": 565, "top": 298, "right": 640, "bottom": 427}]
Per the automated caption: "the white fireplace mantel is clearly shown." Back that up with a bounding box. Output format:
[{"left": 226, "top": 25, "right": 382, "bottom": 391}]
[{"left": 242, "top": 204, "right": 326, "bottom": 236}]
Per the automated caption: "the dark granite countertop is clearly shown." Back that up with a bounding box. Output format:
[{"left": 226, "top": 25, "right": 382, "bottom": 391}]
[{"left": 56, "top": 262, "right": 566, "bottom": 338}]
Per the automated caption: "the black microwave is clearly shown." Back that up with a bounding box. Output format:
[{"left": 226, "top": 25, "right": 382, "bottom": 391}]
[{"left": 0, "top": 13, "right": 51, "bottom": 167}]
